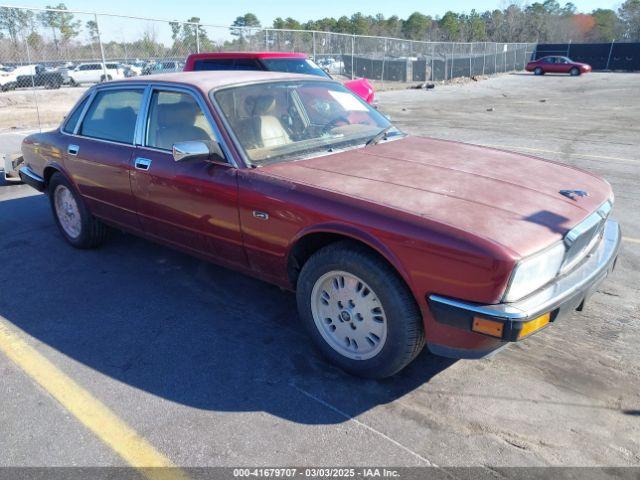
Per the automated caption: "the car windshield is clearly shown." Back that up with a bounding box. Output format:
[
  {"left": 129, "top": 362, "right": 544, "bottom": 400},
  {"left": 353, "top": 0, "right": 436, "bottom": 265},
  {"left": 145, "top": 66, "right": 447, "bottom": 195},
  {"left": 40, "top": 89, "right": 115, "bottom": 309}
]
[
  {"left": 213, "top": 80, "right": 399, "bottom": 166},
  {"left": 261, "top": 58, "right": 330, "bottom": 78}
]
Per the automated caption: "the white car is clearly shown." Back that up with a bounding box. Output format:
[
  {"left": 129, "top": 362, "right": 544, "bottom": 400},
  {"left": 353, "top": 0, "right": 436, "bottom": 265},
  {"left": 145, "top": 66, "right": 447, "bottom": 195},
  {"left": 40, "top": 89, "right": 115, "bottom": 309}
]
[
  {"left": 68, "top": 63, "right": 125, "bottom": 85},
  {"left": 0, "top": 67, "right": 18, "bottom": 90}
]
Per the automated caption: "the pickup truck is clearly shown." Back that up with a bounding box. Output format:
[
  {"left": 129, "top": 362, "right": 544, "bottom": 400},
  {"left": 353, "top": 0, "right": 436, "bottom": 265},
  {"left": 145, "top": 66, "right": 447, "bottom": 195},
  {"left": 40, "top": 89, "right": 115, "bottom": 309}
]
[
  {"left": 184, "top": 52, "right": 375, "bottom": 104},
  {"left": 14, "top": 64, "right": 66, "bottom": 89}
]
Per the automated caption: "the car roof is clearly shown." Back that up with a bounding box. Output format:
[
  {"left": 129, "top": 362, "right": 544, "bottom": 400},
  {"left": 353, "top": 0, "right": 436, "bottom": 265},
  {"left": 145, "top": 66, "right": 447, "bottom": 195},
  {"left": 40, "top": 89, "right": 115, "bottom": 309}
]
[
  {"left": 110, "top": 70, "right": 333, "bottom": 90},
  {"left": 187, "top": 51, "right": 308, "bottom": 60}
]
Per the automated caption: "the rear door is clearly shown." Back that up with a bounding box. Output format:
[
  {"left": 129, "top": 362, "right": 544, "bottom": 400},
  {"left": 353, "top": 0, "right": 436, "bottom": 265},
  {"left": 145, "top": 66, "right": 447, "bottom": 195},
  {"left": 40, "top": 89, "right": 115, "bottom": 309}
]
[
  {"left": 130, "top": 85, "right": 247, "bottom": 267},
  {"left": 64, "top": 85, "right": 144, "bottom": 230}
]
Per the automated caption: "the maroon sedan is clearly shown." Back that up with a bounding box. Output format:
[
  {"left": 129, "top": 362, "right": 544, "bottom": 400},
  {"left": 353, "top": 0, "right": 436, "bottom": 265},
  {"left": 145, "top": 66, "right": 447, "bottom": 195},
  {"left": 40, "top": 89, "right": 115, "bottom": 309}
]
[
  {"left": 19, "top": 71, "right": 620, "bottom": 378},
  {"left": 526, "top": 56, "right": 592, "bottom": 76}
]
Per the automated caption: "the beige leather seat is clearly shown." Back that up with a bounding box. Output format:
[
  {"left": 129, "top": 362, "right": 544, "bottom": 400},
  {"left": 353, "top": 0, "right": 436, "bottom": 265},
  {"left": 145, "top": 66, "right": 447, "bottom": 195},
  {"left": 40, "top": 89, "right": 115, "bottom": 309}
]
[
  {"left": 150, "top": 101, "right": 211, "bottom": 150},
  {"left": 251, "top": 95, "right": 291, "bottom": 148}
]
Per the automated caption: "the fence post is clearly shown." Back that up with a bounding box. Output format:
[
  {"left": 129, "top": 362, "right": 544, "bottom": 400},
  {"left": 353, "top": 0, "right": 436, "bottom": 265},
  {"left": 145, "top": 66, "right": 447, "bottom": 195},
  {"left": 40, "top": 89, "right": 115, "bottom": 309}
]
[
  {"left": 381, "top": 37, "right": 387, "bottom": 85},
  {"left": 312, "top": 32, "right": 316, "bottom": 60},
  {"left": 196, "top": 22, "right": 200, "bottom": 53},
  {"left": 482, "top": 41, "right": 486, "bottom": 76},
  {"left": 351, "top": 35, "right": 355, "bottom": 80},
  {"left": 469, "top": 42, "right": 473, "bottom": 78},
  {"left": 24, "top": 40, "right": 42, "bottom": 133},
  {"left": 494, "top": 42, "right": 497, "bottom": 74},
  {"left": 431, "top": 44, "right": 434, "bottom": 82},
  {"left": 605, "top": 40, "right": 615, "bottom": 70},
  {"left": 94, "top": 13, "right": 108, "bottom": 80}
]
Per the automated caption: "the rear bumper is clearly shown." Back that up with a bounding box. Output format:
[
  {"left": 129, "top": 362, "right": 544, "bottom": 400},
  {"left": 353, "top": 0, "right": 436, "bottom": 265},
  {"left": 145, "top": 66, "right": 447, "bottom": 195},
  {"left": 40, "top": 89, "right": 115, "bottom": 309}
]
[
  {"left": 427, "top": 219, "right": 621, "bottom": 359},
  {"left": 18, "top": 166, "right": 46, "bottom": 191}
]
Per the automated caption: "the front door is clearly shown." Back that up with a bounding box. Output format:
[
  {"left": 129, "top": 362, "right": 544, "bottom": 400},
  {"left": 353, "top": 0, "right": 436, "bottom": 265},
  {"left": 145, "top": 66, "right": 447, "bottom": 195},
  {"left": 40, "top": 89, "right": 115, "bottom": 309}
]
[
  {"left": 130, "top": 87, "right": 247, "bottom": 268},
  {"left": 65, "top": 86, "right": 145, "bottom": 230}
]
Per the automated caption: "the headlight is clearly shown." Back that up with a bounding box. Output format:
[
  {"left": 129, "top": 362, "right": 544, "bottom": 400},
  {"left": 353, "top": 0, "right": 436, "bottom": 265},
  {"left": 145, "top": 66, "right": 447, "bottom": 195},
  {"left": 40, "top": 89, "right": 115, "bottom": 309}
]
[{"left": 503, "top": 242, "right": 566, "bottom": 302}]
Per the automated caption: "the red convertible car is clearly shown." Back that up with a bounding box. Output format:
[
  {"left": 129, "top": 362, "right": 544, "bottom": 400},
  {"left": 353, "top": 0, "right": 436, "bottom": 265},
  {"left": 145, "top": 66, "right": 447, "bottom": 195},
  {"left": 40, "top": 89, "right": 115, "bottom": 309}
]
[
  {"left": 526, "top": 56, "right": 592, "bottom": 76},
  {"left": 19, "top": 71, "right": 620, "bottom": 378},
  {"left": 184, "top": 52, "right": 375, "bottom": 104}
]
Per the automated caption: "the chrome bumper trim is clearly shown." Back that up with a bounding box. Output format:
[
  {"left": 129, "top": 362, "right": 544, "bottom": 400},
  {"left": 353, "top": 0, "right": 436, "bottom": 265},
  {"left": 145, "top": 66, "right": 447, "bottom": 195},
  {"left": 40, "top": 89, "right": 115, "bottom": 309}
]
[
  {"left": 18, "top": 166, "right": 46, "bottom": 191},
  {"left": 429, "top": 219, "right": 621, "bottom": 322}
]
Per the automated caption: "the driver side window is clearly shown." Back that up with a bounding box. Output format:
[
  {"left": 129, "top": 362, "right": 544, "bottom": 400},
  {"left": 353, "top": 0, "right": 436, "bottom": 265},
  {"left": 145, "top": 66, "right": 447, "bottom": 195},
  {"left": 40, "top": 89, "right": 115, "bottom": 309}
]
[{"left": 145, "top": 90, "right": 215, "bottom": 151}]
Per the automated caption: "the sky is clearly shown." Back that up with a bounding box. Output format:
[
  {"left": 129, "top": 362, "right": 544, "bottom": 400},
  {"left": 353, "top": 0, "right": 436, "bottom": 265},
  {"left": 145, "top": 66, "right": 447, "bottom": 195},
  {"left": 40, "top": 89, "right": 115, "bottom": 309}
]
[
  {"left": 6, "top": 0, "right": 622, "bottom": 44},
  {"left": 10, "top": 0, "right": 622, "bottom": 27}
]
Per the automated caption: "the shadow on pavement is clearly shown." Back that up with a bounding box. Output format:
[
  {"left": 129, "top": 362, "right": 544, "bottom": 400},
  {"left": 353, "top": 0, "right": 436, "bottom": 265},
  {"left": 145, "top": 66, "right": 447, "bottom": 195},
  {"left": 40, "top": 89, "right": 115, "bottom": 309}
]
[{"left": 0, "top": 194, "right": 455, "bottom": 425}]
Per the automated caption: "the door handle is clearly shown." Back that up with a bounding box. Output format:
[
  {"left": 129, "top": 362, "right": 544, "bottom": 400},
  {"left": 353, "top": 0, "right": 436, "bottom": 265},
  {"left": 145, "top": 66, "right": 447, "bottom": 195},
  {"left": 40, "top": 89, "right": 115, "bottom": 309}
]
[
  {"left": 67, "top": 144, "right": 79, "bottom": 156},
  {"left": 134, "top": 157, "right": 151, "bottom": 171}
]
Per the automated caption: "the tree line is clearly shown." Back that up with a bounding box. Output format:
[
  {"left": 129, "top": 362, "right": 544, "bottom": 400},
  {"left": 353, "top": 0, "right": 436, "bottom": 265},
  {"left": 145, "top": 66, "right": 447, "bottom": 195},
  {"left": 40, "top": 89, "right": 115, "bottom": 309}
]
[
  {"left": 1, "top": 2, "right": 639, "bottom": 64},
  {"left": 241, "top": 1, "right": 640, "bottom": 43}
]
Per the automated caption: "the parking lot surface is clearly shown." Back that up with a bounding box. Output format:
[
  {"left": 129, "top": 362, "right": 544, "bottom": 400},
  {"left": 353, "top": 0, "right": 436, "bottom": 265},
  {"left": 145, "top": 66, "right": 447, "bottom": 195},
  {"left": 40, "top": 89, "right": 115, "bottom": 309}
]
[{"left": 0, "top": 72, "right": 638, "bottom": 469}]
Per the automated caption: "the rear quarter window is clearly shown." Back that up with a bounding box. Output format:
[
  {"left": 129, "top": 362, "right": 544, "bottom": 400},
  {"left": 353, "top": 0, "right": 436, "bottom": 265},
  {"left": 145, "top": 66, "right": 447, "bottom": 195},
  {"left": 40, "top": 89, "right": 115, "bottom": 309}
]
[{"left": 62, "top": 95, "right": 90, "bottom": 134}]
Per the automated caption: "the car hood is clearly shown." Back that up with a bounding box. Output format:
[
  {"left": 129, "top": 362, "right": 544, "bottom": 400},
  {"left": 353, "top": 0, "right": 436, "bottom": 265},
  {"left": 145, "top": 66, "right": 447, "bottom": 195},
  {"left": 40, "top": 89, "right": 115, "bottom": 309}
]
[{"left": 260, "top": 136, "right": 612, "bottom": 258}]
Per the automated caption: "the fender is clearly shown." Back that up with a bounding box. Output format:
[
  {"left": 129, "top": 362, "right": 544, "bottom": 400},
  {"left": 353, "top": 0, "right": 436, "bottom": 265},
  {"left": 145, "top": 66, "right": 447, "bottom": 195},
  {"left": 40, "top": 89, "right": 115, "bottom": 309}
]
[{"left": 287, "top": 221, "right": 413, "bottom": 291}]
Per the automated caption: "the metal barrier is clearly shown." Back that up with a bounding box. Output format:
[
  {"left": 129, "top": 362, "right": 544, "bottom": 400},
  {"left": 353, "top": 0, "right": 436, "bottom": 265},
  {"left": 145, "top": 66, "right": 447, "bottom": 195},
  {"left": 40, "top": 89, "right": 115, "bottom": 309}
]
[{"left": 0, "top": 5, "right": 536, "bottom": 131}]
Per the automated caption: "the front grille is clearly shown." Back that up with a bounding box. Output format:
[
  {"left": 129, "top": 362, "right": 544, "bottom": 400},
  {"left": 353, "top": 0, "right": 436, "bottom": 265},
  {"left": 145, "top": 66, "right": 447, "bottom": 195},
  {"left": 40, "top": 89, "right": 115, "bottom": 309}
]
[{"left": 561, "top": 201, "right": 612, "bottom": 273}]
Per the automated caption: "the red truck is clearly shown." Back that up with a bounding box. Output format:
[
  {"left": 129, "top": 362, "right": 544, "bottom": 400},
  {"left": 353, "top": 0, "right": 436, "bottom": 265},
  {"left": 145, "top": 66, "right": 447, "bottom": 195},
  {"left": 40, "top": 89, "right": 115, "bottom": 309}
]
[
  {"left": 18, "top": 71, "right": 620, "bottom": 378},
  {"left": 184, "top": 52, "right": 375, "bottom": 104}
]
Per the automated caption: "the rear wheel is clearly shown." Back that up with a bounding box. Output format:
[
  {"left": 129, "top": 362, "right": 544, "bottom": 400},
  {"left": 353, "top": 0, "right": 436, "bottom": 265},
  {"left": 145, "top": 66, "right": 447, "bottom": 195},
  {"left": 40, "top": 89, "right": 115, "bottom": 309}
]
[
  {"left": 296, "top": 241, "right": 424, "bottom": 378},
  {"left": 570, "top": 67, "right": 580, "bottom": 76},
  {"left": 49, "top": 172, "right": 108, "bottom": 249},
  {"left": 534, "top": 67, "right": 544, "bottom": 75}
]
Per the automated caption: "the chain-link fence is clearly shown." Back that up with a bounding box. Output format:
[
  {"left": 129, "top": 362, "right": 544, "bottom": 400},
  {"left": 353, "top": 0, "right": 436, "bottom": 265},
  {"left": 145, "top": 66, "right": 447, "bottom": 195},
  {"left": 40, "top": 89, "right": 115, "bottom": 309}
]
[{"left": 0, "top": 5, "right": 535, "bottom": 130}]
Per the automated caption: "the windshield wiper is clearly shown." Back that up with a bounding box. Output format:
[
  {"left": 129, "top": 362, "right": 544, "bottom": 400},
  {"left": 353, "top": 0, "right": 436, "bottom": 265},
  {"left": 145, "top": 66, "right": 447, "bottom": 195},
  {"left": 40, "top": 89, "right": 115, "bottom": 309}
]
[{"left": 365, "top": 125, "right": 394, "bottom": 147}]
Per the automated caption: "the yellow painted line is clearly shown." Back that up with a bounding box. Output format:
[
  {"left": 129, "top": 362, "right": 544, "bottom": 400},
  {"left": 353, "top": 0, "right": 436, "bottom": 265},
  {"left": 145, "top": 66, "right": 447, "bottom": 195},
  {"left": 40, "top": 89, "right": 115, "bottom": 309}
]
[
  {"left": 0, "top": 318, "right": 189, "bottom": 480},
  {"left": 480, "top": 144, "right": 639, "bottom": 164},
  {"left": 624, "top": 236, "right": 640, "bottom": 245}
]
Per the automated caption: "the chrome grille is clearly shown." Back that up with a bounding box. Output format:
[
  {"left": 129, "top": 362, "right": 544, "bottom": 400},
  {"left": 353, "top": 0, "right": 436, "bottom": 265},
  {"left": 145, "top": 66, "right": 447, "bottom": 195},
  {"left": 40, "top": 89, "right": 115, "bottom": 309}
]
[{"left": 561, "top": 201, "right": 612, "bottom": 273}]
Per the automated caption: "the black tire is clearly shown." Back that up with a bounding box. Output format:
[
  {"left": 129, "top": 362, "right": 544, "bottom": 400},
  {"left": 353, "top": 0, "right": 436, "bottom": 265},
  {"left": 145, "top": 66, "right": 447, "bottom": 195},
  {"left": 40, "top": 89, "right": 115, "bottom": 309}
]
[
  {"left": 570, "top": 67, "right": 580, "bottom": 76},
  {"left": 296, "top": 240, "right": 424, "bottom": 378},
  {"left": 100, "top": 74, "right": 112, "bottom": 83},
  {"left": 534, "top": 67, "right": 544, "bottom": 75},
  {"left": 48, "top": 172, "right": 108, "bottom": 249}
]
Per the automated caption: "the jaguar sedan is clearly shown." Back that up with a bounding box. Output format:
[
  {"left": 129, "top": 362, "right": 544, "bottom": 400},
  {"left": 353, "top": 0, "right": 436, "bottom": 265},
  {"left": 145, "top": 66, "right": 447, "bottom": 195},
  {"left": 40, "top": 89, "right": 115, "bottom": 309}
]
[{"left": 19, "top": 71, "right": 620, "bottom": 378}]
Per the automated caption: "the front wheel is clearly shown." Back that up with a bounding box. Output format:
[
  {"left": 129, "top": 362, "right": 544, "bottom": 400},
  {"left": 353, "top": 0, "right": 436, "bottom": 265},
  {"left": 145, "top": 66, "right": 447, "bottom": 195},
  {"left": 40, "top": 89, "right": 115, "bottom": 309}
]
[
  {"left": 570, "top": 67, "right": 580, "bottom": 76},
  {"left": 534, "top": 67, "right": 544, "bottom": 75},
  {"left": 49, "top": 172, "right": 108, "bottom": 249},
  {"left": 296, "top": 241, "right": 424, "bottom": 378}
]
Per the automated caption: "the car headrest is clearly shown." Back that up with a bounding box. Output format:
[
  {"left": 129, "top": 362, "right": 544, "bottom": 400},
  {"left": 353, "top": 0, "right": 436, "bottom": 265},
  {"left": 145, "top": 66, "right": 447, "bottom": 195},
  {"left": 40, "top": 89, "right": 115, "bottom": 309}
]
[
  {"left": 252, "top": 95, "right": 276, "bottom": 116},
  {"left": 156, "top": 101, "right": 198, "bottom": 128}
]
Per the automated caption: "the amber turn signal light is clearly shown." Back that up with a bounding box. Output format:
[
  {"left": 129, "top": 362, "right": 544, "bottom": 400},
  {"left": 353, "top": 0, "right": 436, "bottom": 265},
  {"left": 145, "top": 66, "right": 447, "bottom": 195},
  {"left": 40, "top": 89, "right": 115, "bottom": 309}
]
[
  {"left": 472, "top": 317, "right": 504, "bottom": 338},
  {"left": 518, "top": 313, "right": 551, "bottom": 339}
]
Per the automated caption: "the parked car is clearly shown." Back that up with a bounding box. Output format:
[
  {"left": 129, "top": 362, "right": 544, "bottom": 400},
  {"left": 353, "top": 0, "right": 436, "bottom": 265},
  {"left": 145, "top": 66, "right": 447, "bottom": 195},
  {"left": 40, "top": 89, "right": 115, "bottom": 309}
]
[
  {"left": 148, "top": 61, "right": 183, "bottom": 75},
  {"left": 184, "top": 52, "right": 375, "bottom": 104},
  {"left": 68, "top": 63, "right": 126, "bottom": 85},
  {"left": 526, "top": 56, "right": 592, "bottom": 76},
  {"left": 5, "top": 64, "right": 67, "bottom": 89},
  {"left": 18, "top": 71, "right": 620, "bottom": 378},
  {"left": 0, "top": 66, "right": 17, "bottom": 91}
]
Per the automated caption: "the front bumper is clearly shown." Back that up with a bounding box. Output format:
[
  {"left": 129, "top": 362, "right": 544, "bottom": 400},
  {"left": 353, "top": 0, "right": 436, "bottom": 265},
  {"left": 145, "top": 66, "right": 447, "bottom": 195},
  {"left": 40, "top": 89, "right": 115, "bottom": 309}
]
[{"left": 427, "top": 219, "right": 621, "bottom": 359}]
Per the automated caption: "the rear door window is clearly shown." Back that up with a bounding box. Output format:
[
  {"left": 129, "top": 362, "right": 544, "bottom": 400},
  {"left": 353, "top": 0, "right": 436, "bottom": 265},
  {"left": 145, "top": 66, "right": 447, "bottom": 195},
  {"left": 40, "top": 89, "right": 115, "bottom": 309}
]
[
  {"left": 79, "top": 88, "right": 143, "bottom": 144},
  {"left": 192, "top": 58, "right": 261, "bottom": 71}
]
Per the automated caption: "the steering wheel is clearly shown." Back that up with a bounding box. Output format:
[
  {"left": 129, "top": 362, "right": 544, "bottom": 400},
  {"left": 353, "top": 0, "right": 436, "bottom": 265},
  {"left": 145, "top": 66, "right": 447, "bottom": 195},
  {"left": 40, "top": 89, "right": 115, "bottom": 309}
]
[{"left": 321, "top": 115, "right": 350, "bottom": 134}]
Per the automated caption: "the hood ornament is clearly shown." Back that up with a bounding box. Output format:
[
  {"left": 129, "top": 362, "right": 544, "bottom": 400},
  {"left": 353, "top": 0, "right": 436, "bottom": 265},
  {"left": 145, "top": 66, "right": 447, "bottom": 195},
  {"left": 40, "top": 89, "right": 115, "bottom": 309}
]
[{"left": 560, "top": 189, "right": 590, "bottom": 200}]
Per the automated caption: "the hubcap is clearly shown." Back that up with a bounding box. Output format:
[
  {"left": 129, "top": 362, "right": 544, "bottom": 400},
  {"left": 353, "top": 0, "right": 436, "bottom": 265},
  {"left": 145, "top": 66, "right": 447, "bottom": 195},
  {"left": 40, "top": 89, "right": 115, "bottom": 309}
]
[
  {"left": 54, "top": 185, "right": 81, "bottom": 239},
  {"left": 311, "top": 271, "right": 388, "bottom": 360}
]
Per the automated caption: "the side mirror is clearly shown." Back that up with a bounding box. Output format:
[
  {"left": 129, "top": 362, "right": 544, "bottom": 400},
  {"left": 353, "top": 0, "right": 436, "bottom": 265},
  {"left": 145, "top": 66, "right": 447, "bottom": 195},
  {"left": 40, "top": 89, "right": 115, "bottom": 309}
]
[{"left": 172, "top": 140, "right": 226, "bottom": 163}]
